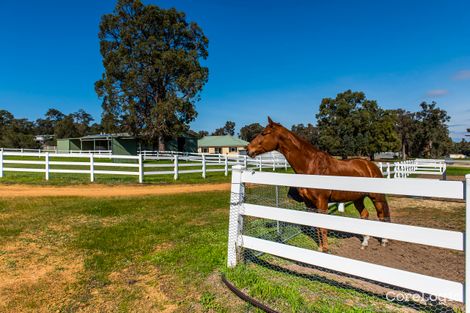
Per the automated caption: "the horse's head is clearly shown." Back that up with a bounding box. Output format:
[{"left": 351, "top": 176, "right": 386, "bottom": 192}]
[{"left": 246, "top": 117, "right": 282, "bottom": 158}]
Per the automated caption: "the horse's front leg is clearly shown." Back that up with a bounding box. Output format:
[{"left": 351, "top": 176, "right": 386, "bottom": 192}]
[{"left": 314, "top": 197, "right": 330, "bottom": 253}]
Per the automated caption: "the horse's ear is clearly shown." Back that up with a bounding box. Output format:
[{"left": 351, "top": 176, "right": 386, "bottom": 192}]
[{"left": 267, "top": 116, "right": 273, "bottom": 125}]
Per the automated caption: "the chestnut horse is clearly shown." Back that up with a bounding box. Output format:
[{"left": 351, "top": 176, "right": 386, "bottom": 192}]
[{"left": 246, "top": 117, "right": 391, "bottom": 253}]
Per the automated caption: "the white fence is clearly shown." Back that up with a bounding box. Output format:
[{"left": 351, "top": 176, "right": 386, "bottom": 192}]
[
  {"left": 377, "top": 159, "right": 447, "bottom": 179},
  {"left": 1, "top": 148, "right": 113, "bottom": 155},
  {"left": 227, "top": 165, "right": 469, "bottom": 309},
  {"left": 393, "top": 159, "right": 447, "bottom": 179},
  {"left": 0, "top": 150, "right": 289, "bottom": 183}
]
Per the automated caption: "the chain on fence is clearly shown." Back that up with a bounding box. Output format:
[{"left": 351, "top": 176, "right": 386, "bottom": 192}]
[{"left": 225, "top": 184, "right": 465, "bottom": 313}]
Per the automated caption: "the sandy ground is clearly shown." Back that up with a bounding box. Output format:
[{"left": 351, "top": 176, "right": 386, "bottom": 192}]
[{"left": 0, "top": 183, "right": 231, "bottom": 198}]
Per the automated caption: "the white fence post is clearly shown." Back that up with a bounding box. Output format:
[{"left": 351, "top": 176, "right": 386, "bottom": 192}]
[
  {"left": 466, "top": 174, "right": 470, "bottom": 312},
  {"left": 443, "top": 163, "right": 447, "bottom": 181},
  {"left": 272, "top": 156, "right": 276, "bottom": 171},
  {"left": 227, "top": 165, "right": 245, "bottom": 268},
  {"left": 244, "top": 155, "right": 247, "bottom": 168},
  {"left": 284, "top": 159, "right": 288, "bottom": 171},
  {"left": 89, "top": 153, "right": 94, "bottom": 182},
  {"left": 0, "top": 148, "right": 3, "bottom": 178},
  {"left": 45, "top": 152, "right": 50, "bottom": 181},
  {"left": 259, "top": 158, "right": 262, "bottom": 172},
  {"left": 138, "top": 153, "right": 143, "bottom": 183},
  {"left": 202, "top": 154, "right": 206, "bottom": 178},
  {"left": 224, "top": 155, "right": 228, "bottom": 176},
  {"left": 387, "top": 163, "right": 391, "bottom": 179},
  {"left": 174, "top": 155, "right": 179, "bottom": 180}
]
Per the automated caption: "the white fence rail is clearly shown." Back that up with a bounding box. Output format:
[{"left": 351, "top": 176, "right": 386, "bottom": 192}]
[
  {"left": 227, "top": 166, "right": 469, "bottom": 308},
  {"left": 0, "top": 150, "right": 289, "bottom": 183},
  {"left": 392, "top": 159, "right": 447, "bottom": 179},
  {"left": 1, "top": 148, "right": 113, "bottom": 155}
]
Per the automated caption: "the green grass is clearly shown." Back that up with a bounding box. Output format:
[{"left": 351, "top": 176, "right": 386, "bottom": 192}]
[
  {"left": 0, "top": 192, "right": 232, "bottom": 312},
  {"left": 446, "top": 166, "right": 470, "bottom": 176},
  {"left": 1, "top": 191, "right": 461, "bottom": 312}
]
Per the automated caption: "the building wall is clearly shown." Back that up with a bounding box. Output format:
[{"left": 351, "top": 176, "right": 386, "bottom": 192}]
[
  {"left": 69, "top": 139, "right": 81, "bottom": 151},
  {"left": 197, "top": 146, "right": 245, "bottom": 155},
  {"left": 57, "top": 139, "right": 81, "bottom": 152},
  {"left": 112, "top": 138, "right": 137, "bottom": 155},
  {"left": 165, "top": 137, "right": 197, "bottom": 152},
  {"left": 56, "top": 139, "right": 69, "bottom": 152}
]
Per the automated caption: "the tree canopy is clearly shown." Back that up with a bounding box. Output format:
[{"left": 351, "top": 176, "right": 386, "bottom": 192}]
[
  {"left": 0, "top": 108, "right": 100, "bottom": 148},
  {"left": 240, "top": 123, "right": 263, "bottom": 142},
  {"left": 212, "top": 121, "right": 235, "bottom": 136},
  {"left": 291, "top": 123, "right": 319, "bottom": 147},
  {"left": 411, "top": 101, "right": 452, "bottom": 158},
  {"left": 316, "top": 90, "right": 399, "bottom": 159},
  {"left": 95, "top": 0, "right": 209, "bottom": 149}
]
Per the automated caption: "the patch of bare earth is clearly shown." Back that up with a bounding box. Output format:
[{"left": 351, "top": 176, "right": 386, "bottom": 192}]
[
  {"left": 0, "top": 183, "right": 231, "bottom": 198},
  {"left": 0, "top": 233, "right": 84, "bottom": 313},
  {"left": 69, "top": 265, "right": 178, "bottom": 313}
]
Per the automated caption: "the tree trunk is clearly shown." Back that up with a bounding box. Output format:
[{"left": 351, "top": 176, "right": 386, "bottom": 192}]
[
  {"left": 401, "top": 141, "right": 407, "bottom": 160},
  {"left": 158, "top": 135, "right": 165, "bottom": 151}
]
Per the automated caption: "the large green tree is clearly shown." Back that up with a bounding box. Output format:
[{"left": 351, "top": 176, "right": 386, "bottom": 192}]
[
  {"left": 95, "top": 0, "right": 209, "bottom": 150},
  {"left": 411, "top": 101, "right": 452, "bottom": 158},
  {"left": 212, "top": 121, "right": 235, "bottom": 136},
  {"left": 0, "top": 110, "right": 38, "bottom": 148},
  {"left": 393, "top": 109, "right": 416, "bottom": 160},
  {"left": 316, "top": 90, "right": 399, "bottom": 159},
  {"left": 240, "top": 123, "right": 263, "bottom": 142},
  {"left": 291, "top": 123, "right": 319, "bottom": 147}
]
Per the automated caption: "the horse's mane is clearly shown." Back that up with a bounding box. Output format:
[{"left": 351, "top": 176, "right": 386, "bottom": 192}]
[{"left": 276, "top": 123, "right": 328, "bottom": 156}]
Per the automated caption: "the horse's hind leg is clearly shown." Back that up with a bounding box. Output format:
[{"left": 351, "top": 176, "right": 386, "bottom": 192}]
[
  {"left": 353, "top": 199, "right": 370, "bottom": 249},
  {"left": 370, "top": 193, "right": 391, "bottom": 247}
]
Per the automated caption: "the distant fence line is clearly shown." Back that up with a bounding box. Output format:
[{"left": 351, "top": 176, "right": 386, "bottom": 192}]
[
  {"left": 0, "top": 149, "right": 289, "bottom": 183},
  {"left": 0, "top": 148, "right": 450, "bottom": 183}
]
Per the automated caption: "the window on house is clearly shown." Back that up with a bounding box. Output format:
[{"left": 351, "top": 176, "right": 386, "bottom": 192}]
[
  {"left": 202, "top": 148, "right": 209, "bottom": 153},
  {"left": 215, "top": 147, "right": 222, "bottom": 154},
  {"left": 229, "top": 147, "right": 237, "bottom": 152}
]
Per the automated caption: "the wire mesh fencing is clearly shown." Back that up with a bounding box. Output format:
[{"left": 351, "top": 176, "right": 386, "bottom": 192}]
[{"left": 225, "top": 184, "right": 465, "bottom": 313}]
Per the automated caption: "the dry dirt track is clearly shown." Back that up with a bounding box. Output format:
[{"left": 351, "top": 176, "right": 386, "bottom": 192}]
[{"left": 0, "top": 183, "right": 231, "bottom": 198}]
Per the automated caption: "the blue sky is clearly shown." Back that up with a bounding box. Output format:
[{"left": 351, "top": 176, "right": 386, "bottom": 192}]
[{"left": 1, "top": 0, "right": 469, "bottom": 139}]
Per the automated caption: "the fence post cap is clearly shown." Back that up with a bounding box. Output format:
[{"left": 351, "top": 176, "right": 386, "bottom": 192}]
[{"left": 465, "top": 174, "right": 470, "bottom": 179}]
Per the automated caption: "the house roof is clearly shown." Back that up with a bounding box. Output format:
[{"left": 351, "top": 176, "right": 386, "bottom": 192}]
[
  {"left": 198, "top": 135, "right": 249, "bottom": 148},
  {"left": 79, "top": 133, "right": 135, "bottom": 141}
]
